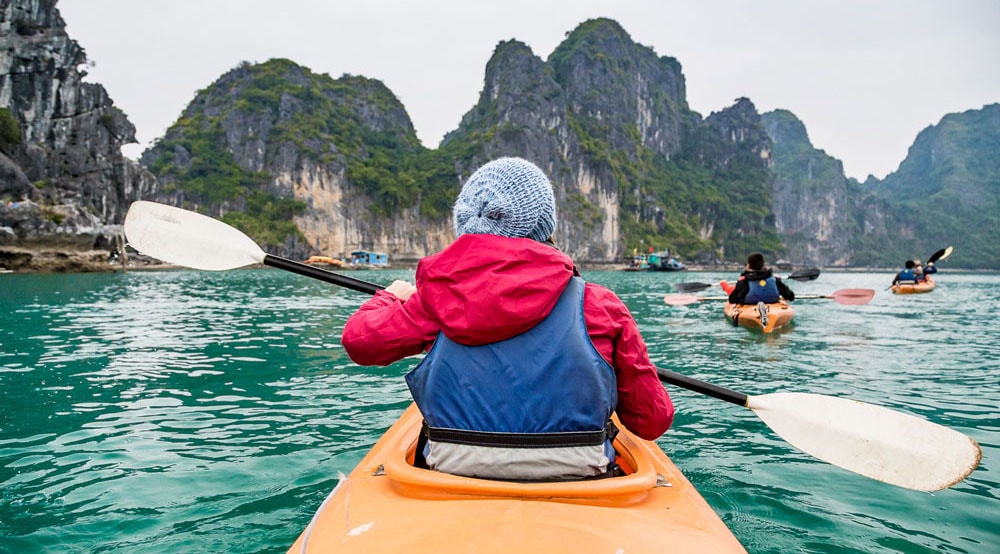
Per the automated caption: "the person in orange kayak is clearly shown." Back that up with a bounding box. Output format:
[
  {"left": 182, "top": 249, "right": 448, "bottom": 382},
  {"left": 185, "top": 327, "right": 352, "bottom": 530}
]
[
  {"left": 920, "top": 259, "right": 938, "bottom": 281},
  {"left": 726, "top": 252, "right": 796, "bottom": 304},
  {"left": 341, "top": 157, "right": 674, "bottom": 481},
  {"left": 891, "top": 259, "right": 918, "bottom": 286}
]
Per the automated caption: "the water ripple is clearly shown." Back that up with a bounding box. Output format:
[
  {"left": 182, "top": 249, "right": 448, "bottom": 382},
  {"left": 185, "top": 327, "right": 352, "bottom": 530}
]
[{"left": 1, "top": 269, "right": 997, "bottom": 552}]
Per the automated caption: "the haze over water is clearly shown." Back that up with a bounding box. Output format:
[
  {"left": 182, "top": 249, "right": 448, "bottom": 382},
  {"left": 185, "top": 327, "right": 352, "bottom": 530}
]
[{"left": 2, "top": 269, "right": 997, "bottom": 553}]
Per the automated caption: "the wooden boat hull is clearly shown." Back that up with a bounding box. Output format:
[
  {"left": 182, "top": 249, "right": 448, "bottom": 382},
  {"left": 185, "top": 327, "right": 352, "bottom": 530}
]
[
  {"left": 892, "top": 278, "right": 935, "bottom": 294},
  {"left": 724, "top": 301, "right": 794, "bottom": 333},
  {"left": 287, "top": 403, "right": 746, "bottom": 553}
]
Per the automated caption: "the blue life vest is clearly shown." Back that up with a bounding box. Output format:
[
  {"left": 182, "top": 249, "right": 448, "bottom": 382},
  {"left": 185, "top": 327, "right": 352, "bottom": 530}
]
[
  {"left": 745, "top": 275, "right": 781, "bottom": 303},
  {"left": 897, "top": 268, "right": 916, "bottom": 282},
  {"left": 405, "top": 276, "right": 618, "bottom": 480}
]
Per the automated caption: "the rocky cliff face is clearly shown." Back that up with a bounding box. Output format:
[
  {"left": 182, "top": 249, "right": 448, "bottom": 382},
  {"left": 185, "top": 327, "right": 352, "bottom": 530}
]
[
  {"left": 862, "top": 103, "right": 1000, "bottom": 268},
  {"left": 7, "top": 4, "right": 993, "bottom": 271},
  {"left": 140, "top": 59, "right": 454, "bottom": 262},
  {"left": 444, "top": 19, "right": 774, "bottom": 262},
  {"left": 140, "top": 18, "right": 779, "bottom": 266},
  {"left": 0, "top": 0, "right": 155, "bottom": 270},
  {"left": 442, "top": 38, "right": 616, "bottom": 261},
  {"left": 762, "top": 110, "right": 855, "bottom": 265}
]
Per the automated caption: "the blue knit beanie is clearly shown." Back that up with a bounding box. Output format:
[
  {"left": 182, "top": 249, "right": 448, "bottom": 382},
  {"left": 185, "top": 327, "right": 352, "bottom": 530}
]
[{"left": 452, "top": 157, "right": 556, "bottom": 242}]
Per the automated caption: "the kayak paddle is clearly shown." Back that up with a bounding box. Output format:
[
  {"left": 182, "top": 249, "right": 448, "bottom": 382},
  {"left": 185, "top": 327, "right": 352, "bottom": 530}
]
[
  {"left": 123, "top": 201, "right": 981, "bottom": 491},
  {"left": 794, "top": 288, "right": 875, "bottom": 305},
  {"left": 926, "top": 246, "right": 953, "bottom": 265},
  {"left": 664, "top": 288, "right": 874, "bottom": 307},
  {"left": 123, "top": 201, "right": 382, "bottom": 294},
  {"left": 675, "top": 268, "right": 820, "bottom": 293},
  {"left": 664, "top": 294, "right": 727, "bottom": 306},
  {"left": 658, "top": 369, "right": 981, "bottom": 492}
]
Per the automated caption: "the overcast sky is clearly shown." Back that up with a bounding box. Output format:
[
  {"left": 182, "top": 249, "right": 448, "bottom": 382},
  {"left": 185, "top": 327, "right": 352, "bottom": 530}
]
[{"left": 59, "top": 0, "right": 999, "bottom": 180}]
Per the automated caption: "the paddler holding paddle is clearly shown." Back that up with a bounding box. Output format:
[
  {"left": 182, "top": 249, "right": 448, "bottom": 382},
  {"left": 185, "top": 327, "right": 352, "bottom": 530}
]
[
  {"left": 340, "top": 157, "right": 674, "bottom": 481},
  {"left": 724, "top": 252, "right": 795, "bottom": 325}
]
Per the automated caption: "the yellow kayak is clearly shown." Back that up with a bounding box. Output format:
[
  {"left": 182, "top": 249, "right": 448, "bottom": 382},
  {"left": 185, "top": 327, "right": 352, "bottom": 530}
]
[
  {"left": 287, "top": 403, "right": 747, "bottom": 553},
  {"left": 724, "top": 301, "right": 794, "bottom": 333},
  {"left": 303, "top": 255, "right": 345, "bottom": 267},
  {"left": 892, "top": 277, "right": 935, "bottom": 294}
]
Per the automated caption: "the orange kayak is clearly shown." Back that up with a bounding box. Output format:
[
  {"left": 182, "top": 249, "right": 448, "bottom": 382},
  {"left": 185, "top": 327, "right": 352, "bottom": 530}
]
[
  {"left": 892, "top": 277, "right": 935, "bottom": 294},
  {"left": 724, "top": 301, "right": 794, "bottom": 333},
  {"left": 303, "top": 255, "right": 345, "bottom": 267},
  {"left": 287, "top": 403, "right": 747, "bottom": 553}
]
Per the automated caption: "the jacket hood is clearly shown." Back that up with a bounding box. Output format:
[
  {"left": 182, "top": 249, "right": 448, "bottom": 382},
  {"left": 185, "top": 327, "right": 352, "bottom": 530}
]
[
  {"left": 745, "top": 268, "right": 774, "bottom": 280},
  {"left": 415, "top": 234, "right": 575, "bottom": 345}
]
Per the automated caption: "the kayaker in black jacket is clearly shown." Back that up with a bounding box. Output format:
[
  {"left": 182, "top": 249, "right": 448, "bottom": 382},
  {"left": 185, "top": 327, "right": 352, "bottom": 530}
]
[{"left": 727, "top": 252, "right": 795, "bottom": 304}]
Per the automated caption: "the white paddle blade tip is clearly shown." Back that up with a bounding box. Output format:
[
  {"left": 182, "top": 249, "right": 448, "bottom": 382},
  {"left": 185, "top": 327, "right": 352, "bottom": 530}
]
[
  {"left": 747, "top": 392, "right": 981, "bottom": 491},
  {"left": 124, "top": 201, "right": 266, "bottom": 271},
  {"left": 664, "top": 294, "right": 702, "bottom": 306}
]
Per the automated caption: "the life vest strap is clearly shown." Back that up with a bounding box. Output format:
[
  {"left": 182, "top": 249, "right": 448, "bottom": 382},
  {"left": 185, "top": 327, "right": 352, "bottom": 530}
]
[{"left": 423, "top": 420, "right": 618, "bottom": 449}]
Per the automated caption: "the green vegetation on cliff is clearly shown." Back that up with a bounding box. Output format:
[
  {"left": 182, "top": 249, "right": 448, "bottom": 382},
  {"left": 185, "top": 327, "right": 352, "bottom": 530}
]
[
  {"left": 144, "top": 59, "right": 456, "bottom": 248},
  {"left": 863, "top": 104, "right": 1000, "bottom": 269},
  {"left": 0, "top": 108, "right": 21, "bottom": 152}
]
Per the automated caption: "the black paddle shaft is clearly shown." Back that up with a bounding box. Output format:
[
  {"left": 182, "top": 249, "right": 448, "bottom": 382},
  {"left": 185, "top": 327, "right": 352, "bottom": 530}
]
[
  {"left": 263, "top": 255, "right": 383, "bottom": 295},
  {"left": 656, "top": 368, "right": 748, "bottom": 406}
]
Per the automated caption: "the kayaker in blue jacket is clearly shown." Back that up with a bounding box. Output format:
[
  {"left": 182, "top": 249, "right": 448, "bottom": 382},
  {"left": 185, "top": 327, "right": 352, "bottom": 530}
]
[
  {"left": 914, "top": 259, "right": 938, "bottom": 282},
  {"left": 727, "top": 252, "right": 795, "bottom": 305},
  {"left": 892, "top": 260, "right": 918, "bottom": 286}
]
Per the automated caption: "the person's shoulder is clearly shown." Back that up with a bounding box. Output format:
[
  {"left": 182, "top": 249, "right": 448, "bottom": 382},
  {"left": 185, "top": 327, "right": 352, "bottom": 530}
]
[
  {"left": 584, "top": 281, "right": 622, "bottom": 303},
  {"left": 583, "top": 282, "right": 634, "bottom": 319}
]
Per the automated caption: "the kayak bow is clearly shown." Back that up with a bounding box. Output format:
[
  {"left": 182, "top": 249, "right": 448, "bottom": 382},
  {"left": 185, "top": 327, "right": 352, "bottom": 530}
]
[{"left": 288, "top": 404, "right": 747, "bottom": 553}]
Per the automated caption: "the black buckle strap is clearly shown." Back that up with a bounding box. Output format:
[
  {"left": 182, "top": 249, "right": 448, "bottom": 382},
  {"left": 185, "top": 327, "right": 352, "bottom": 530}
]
[{"left": 425, "top": 419, "right": 617, "bottom": 449}]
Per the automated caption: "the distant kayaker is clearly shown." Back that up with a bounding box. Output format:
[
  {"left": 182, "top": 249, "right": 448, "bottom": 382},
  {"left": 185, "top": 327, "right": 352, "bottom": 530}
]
[
  {"left": 341, "top": 157, "right": 674, "bottom": 481},
  {"left": 726, "top": 252, "right": 796, "bottom": 304},
  {"left": 919, "top": 259, "right": 938, "bottom": 282},
  {"left": 892, "top": 259, "right": 918, "bottom": 286},
  {"left": 912, "top": 258, "right": 938, "bottom": 282}
]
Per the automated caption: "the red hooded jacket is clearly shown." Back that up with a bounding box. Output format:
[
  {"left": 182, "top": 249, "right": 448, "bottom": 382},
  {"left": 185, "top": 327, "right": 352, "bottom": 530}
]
[{"left": 341, "top": 234, "right": 674, "bottom": 440}]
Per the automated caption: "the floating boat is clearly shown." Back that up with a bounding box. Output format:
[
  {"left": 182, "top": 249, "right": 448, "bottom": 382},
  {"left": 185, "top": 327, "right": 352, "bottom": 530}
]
[
  {"left": 891, "top": 277, "right": 935, "bottom": 294},
  {"left": 623, "top": 253, "right": 649, "bottom": 271},
  {"left": 647, "top": 250, "right": 686, "bottom": 272},
  {"left": 287, "top": 403, "right": 747, "bottom": 553},
  {"left": 724, "top": 301, "right": 794, "bottom": 333},
  {"left": 303, "top": 255, "right": 345, "bottom": 268}
]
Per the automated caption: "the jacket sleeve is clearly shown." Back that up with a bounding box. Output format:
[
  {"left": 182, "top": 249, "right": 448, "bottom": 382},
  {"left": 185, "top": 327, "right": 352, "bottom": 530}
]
[
  {"left": 776, "top": 277, "right": 795, "bottom": 301},
  {"left": 585, "top": 286, "right": 674, "bottom": 440},
  {"left": 341, "top": 290, "right": 440, "bottom": 366},
  {"left": 728, "top": 279, "right": 749, "bottom": 304}
]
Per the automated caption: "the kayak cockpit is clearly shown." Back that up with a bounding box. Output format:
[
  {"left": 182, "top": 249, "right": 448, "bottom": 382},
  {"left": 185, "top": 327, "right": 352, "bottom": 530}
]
[{"left": 383, "top": 405, "right": 663, "bottom": 506}]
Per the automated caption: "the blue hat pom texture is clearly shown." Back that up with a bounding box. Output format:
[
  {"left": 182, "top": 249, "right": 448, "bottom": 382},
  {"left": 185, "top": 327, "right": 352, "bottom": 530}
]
[{"left": 452, "top": 157, "right": 556, "bottom": 242}]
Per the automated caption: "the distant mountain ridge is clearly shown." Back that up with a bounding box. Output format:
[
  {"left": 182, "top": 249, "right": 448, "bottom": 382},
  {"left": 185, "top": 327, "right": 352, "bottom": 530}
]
[
  {"left": 865, "top": 104, "right": 1000, "bottom": 267},
  {"left": 2, "top": 2, "right": 998, "bottom": 270},
  {"left": 140, "top": 19, "right": 785, "bottom": 264}
]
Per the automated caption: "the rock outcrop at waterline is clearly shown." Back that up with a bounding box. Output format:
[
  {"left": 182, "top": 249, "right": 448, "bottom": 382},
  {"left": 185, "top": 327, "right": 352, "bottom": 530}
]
[{"left": 0, "top": 0, "right": 156, "bottom": 271}]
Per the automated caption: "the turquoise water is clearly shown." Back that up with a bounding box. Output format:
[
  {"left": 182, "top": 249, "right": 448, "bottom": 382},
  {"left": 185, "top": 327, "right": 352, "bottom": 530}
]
[{"left": 1, "top": 268, "right": 997, "bottom": 553}]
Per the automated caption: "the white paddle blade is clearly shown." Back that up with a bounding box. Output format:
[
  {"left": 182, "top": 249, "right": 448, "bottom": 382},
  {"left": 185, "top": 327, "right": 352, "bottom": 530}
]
[
  {"left": 747, "top": 392, "right": 981, "bottom": 491},
  {"left": 124, "top": 201, "right": 267, "bottom": 271},
  {"left": 664, "top": 294, "right": 700, "bottom": 306}
]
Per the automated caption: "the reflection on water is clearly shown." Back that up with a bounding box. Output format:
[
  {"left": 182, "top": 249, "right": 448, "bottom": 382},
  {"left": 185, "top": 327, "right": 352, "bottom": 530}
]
[{"left": 1, "top": 269, "right": 997, "bottom": 553}]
